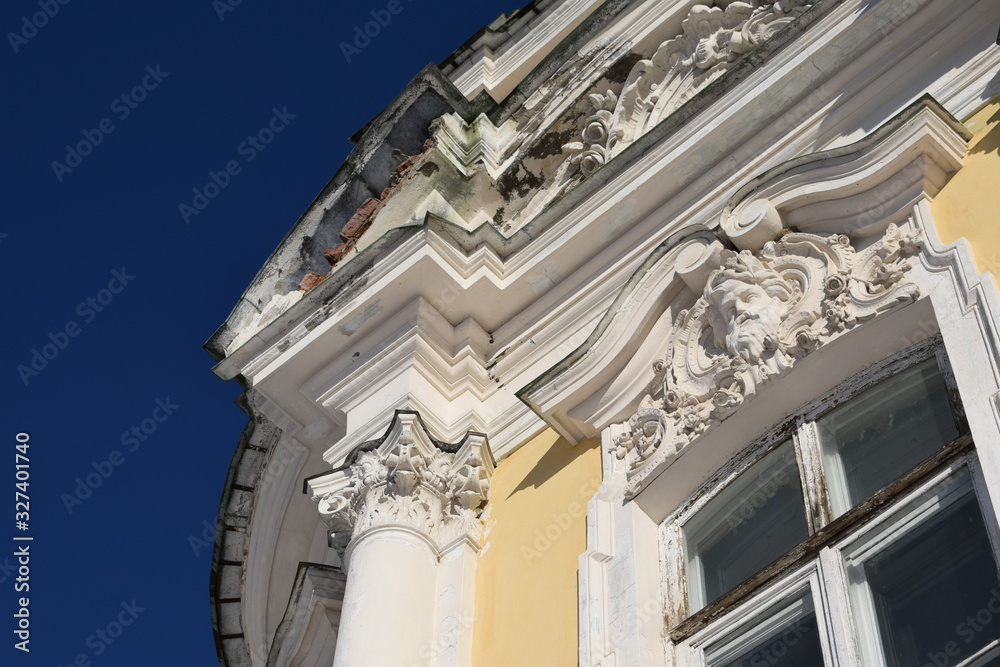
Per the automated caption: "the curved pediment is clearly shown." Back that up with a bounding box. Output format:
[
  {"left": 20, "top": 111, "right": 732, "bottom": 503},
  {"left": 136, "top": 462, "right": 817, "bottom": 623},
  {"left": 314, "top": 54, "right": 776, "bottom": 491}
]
[
  {"left": 521, "top": 96, "right": 971, "bottom": 496},
  {"left": 615, "top": 224, "right": 922, "bottom": 496}
]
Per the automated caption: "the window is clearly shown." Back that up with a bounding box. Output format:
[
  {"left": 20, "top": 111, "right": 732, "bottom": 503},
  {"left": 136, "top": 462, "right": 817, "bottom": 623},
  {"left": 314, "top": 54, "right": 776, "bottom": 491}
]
[
  {"left": 846, "top": 469, "right": 1000, "bottom": 667},
  {"left": 704, "top": 592, "right": 826, "bottom": 667},
  {"left": 672, "top": 345, "right": 999, "bottom": 666},
  {"left": 685, "top": 440, "right": 808, "bottom": 611},
  {"left": 817, "top": 358, "right": 959, "bottom": 517}
]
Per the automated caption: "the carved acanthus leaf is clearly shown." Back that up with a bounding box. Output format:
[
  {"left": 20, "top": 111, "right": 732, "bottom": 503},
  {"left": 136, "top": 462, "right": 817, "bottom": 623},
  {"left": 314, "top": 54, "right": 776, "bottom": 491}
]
[
  {"left": 613, "top": 223, "right": 922, "bottom": 493},
  {"left": 311, "top": 413, "right": 493, "bottom": 557}
]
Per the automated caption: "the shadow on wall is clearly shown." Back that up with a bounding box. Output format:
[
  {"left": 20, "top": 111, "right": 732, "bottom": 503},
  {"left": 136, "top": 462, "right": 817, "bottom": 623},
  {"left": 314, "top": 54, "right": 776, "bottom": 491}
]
[
  {"left": 508, "top": 434, "right": 600, "bottom": 499},
  {"left": 970, "top": 106, "right": 1000, "bottom": 156}
]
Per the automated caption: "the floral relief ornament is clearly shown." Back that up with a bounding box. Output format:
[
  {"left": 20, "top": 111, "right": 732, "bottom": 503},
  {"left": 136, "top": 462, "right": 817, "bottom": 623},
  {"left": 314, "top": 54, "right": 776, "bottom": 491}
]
[
  {"left": 564, "top": 0, "right": 813, "bottom": 177},
  {"left": 613, "top": 225, "right": 922, "bottom": 489}
]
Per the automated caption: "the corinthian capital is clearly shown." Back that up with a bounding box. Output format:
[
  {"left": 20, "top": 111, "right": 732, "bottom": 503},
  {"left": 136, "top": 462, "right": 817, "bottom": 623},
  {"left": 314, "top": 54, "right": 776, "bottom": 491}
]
[{"left": 307, "top": 411, "right": 495, "bottom": 560}]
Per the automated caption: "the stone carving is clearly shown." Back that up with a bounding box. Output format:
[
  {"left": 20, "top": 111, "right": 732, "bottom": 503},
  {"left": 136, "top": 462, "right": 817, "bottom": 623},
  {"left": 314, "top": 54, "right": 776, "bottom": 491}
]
[
  {"left": 564, "top": 89, "right": 620, "bottom": 177},
  {"left": 564, "top": 0, "right": 812, "bottom": 176},
  {"left": 311, "top": 412, "right": 493, "bottom": 558},
  {"left": 706, "top": 251, "right": 796, "bottom": 367},
  {"left": 613, "top": 222, "right": 922, "bottom": 491}
]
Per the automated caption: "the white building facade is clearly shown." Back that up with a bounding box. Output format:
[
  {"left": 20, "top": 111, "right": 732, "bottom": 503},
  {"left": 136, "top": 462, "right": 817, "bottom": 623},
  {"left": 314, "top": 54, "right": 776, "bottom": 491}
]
[{"left": 207, "top": 1, "right": 1000, "bottom": 665}]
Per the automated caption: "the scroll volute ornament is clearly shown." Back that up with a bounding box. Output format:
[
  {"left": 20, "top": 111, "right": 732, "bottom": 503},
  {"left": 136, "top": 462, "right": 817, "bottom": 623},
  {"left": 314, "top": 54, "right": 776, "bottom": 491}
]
[{"left": 614, "top": 202, "right": 922, "bottom": 490}]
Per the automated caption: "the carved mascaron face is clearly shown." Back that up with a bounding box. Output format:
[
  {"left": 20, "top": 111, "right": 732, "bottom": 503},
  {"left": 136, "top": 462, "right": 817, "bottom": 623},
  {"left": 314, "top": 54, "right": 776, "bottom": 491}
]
[
  {"left": 712, "top": 282, "right": 781, "bottom": 361},
  {"left": 706, "top": 253, "right": 792, "bottom": 364}
]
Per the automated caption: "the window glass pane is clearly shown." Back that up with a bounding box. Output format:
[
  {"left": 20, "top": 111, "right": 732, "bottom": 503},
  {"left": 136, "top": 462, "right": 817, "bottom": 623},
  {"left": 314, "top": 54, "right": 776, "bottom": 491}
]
[
  {"left": 686, "top": 441, "right": 809, "bottom": 611},
  {"left": 818, "top": 359, "right": 958, "bottom": 516},
  {"left": 858, "top": 478, "right": 1000, "bottom": 667},
  {"left": 707, "top": 594, "right": 825, "bottom": 667}
]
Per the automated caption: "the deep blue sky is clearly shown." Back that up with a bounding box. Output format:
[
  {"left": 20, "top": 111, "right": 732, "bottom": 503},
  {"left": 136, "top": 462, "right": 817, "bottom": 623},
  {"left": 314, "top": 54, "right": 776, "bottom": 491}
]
[{"left": 1, "top": 1, "right": 517, "bottom": 664}]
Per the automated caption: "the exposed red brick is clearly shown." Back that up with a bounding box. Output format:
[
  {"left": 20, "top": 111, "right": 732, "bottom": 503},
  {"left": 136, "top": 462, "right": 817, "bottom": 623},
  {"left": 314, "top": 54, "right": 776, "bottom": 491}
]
[
  {"left": 394, "top": 156, "right": 416, "bottom": 176},
  {"left": 323, "top": 243, "right": 353, "bottom": 266},
  {"left": 297, "top": 271, "right": 326, "bottom": 293},
  {"left": 341, "top": 214, "right": 372, "bottom": 241},
  {"left": 356, "top": 197, "right": 380, "bottom": 218},
  {"left": 340, "top": 198, "right": 381, "bottom": 241},
  {"left": 328, "top": 143, "right": 436, "bottom": 262}
]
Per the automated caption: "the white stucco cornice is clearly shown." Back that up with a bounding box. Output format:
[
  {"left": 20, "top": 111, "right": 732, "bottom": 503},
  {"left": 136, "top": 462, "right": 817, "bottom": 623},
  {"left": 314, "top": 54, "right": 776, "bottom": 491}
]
[
  {"left": 216, "top": 0, "right": 995, "bottom": 462},
  {"left": 443, "top": 0, "right": 607, "bottom": 102},
  {"left": 208, "top": 2, "right": 1000, "bottom": 665}
]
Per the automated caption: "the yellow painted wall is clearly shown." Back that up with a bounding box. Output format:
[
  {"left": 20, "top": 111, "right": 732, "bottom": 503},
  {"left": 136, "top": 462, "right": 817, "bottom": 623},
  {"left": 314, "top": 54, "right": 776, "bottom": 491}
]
[
  {"left": 931, "top": 95, "right": 1000, "bottom": 282},
  {"left": 473, "top": 429, "right": 602, "bottom": 666},
  {"left": 465, "top": 95, "right": 998, "bottom": 666}
]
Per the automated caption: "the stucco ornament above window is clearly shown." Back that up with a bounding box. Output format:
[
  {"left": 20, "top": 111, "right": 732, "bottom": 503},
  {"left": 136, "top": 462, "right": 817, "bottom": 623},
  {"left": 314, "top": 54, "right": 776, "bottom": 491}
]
[
  {"left": 564, "top": 0, "right": 813, "bottom": 176},
  {"left": 614, "top": 219, "right": 922, "bottom": 493}
]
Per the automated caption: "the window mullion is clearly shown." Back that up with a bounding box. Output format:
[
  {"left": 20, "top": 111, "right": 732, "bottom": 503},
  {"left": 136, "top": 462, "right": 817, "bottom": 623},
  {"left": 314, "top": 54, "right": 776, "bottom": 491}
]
[
  {"left": 817, "top": 546, "right": 865, "bottom": 667},
  {"left": 936, "top": 345, "right": 970, "bottom": 436},
  {"left": 663, "top": 521, "right": 689, "bottom": 628},
  {"left": 794, "top": 418, "right": 833, "bottom": 533}
]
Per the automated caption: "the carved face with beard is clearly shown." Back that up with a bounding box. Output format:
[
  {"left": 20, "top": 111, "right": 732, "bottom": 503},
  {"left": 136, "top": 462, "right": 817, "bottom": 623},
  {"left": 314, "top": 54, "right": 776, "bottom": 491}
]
[{"left": 705, "top": 251, "right": 792, "bottom": 364}]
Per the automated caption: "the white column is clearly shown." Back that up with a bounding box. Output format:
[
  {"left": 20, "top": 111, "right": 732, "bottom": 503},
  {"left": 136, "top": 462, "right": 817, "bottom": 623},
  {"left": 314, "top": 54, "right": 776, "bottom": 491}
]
[
  {"left": 309, "top": 411, "right": 493, "bottom": 667},
  {"left": 333, "top": 527, "right": 439, "bottom": 666}
]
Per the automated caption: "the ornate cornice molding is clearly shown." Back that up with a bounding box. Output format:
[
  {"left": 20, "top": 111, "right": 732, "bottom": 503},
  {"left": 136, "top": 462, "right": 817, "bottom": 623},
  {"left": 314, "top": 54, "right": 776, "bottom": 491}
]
[
  {"left": 307, "top": 411, "right": 495, "bottom": 562},
  {"left": 564, "top": 0, "right": 813, "bottom": 176},
  {"left": 615, "top": 223, "right": 922, "bottom": 496}
]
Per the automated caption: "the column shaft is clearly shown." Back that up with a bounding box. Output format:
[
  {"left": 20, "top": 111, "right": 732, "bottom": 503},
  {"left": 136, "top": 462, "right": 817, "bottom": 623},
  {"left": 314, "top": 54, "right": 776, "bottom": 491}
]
[{"left": 333, "top": 527, "right": 439, "bottom": 667}]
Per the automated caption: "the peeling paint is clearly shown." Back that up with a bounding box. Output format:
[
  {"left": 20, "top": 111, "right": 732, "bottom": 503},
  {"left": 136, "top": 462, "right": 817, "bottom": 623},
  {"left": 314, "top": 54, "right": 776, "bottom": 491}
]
[
  {"left": 497, "top": 162, "right": 545, "bottom": 202},
  {"left": 527, "top": 127, "right": 580, "bottom": 160}
]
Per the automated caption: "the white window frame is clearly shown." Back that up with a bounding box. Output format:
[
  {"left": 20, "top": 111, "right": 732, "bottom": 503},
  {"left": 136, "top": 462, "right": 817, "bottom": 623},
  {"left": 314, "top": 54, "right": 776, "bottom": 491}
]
[
  {"left": 839, "top": 458, "right": 1000, "bottom": 667},
  {"left": 678, "top": 454, "right": 999, "bottom": 667},
  {"left": 679, "top": 565, "right": 838, "bottom": 667},
  {"left": 666, "top": 343, "right": 1000, "bottom": 667},
  {"left": 664, "top": 340, "right": 960, "bottom": 611}
]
